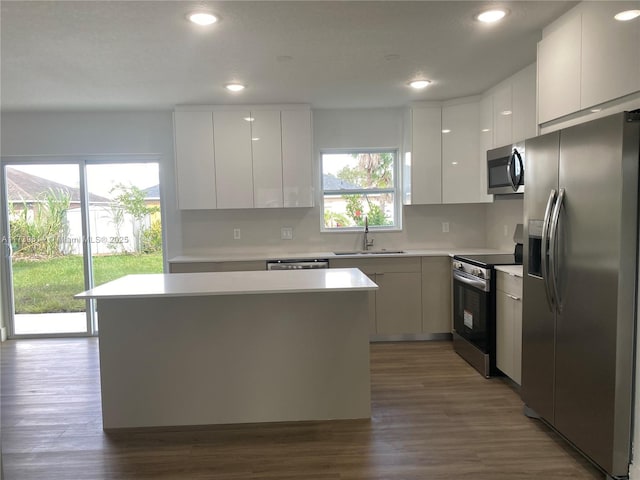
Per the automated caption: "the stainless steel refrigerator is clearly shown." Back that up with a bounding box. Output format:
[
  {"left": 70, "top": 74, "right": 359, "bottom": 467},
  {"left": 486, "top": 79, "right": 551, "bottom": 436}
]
[{"left": 522, "top": 110, "right": 640, "bottom": 479}]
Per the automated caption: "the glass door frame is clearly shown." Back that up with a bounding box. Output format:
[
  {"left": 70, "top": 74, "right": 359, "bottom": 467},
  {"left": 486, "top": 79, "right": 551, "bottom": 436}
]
[{"left": 0, "top": 154, "right": 164, "bottom": 339}]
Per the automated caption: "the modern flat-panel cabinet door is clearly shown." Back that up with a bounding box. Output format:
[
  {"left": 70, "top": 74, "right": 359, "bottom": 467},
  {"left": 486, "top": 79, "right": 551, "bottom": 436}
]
[
  {"left": 511, "top": 63, "right": 537, "bottom": 142},
  {"left": 421, "top": 257, "right": 452, "bottom": 334},
  {"left": 442, "top": 101, "right": 481, "bottom": 204},
  {"left": 251, "top": 110, "right": 283, "bottom": 208},
  {"left": 281, "top": 109, "right": 313, "bottom": 207},
  {"left": 213, "top": 110, "right": 254, "bottom": 209},
  {"left": 537, "top": 13, "right": 582, "bottom": 124},
  {"left": 581, "top": 1, "right": 640, "bottom": 109},
  {"left": 409, "top": 106, "right": 442, "bottom": 204},
  {"left": 375, "top": 272, "right": 422, "bottom": 335},
  {"left": 492, "top": 82, "right": 513, "bottom": 147},
  {"left": 174, "top": 111, "right": 216, "bottom": 209}
]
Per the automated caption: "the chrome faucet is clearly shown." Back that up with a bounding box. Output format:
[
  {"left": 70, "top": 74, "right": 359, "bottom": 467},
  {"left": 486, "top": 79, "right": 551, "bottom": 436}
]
[{"left": 363, "top": 216, "right": 375, "bottom": 251}]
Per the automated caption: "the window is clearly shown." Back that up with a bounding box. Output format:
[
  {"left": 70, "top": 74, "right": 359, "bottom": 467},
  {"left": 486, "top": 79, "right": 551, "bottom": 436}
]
[{"left": 321, "top": 149, "right": 400, "bottom": 231}]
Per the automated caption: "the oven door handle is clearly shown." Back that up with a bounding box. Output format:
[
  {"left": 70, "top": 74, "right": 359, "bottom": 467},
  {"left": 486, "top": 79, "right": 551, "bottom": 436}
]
[
  {"left": 453, "top": 270, "right": 489, "bottom": 292},
  {"left": 541, "top": 189, "right": 557, "bottom": 311}
]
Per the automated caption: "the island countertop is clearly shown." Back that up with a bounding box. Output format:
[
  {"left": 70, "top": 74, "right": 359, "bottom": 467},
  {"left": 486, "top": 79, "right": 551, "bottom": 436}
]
[{"left": 75, "top": 268, "right": 378, "bottom": 299}]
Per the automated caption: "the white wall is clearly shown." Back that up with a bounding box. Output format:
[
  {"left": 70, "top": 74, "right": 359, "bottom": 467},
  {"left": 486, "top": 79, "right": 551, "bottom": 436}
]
[
  {"left": 485, "top": 196, "right": 524, "bottom": 250},
  {"left": 0, "top": 111, "right": 181, "bottom": 260}
]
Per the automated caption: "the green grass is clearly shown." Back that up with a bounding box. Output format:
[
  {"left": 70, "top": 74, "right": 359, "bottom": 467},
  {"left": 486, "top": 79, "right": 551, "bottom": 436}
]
[{"left": 12, "top": 253, "right": 163, "bottom": 314}]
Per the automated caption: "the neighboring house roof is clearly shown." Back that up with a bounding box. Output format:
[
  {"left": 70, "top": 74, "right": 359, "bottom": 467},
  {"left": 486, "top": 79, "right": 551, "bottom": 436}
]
[
  {"left": 6, "top": 167, "right": 110, "bottom": 203},
  {"left": 323, "top": 174, "right": 360, "bottom": 190},
  {"left": 141, "top": 184, "right": 160, "bottom": 200}
]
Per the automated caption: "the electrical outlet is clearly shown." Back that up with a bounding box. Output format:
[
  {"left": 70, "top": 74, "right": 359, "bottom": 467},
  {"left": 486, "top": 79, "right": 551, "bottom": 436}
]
[
  {"left": 442, "top": 222, "right": 450, "bottom": 233},
  {"left": 281, "top": 227, "right": 293, "bottom": 240},
  {"left": 233, "top": 228, "right": 241, "bottom": 240}
]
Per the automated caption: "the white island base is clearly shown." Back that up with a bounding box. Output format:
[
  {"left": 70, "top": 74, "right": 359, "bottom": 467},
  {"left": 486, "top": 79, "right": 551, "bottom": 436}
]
[{"left": 78, "top": 269, "right": 376, "bottom": 430}]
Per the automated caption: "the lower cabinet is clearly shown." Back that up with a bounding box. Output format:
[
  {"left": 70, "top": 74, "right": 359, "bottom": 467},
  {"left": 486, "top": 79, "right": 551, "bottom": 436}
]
[
  {"left": 330, "top": 257, "right": 422, "bottom": 336},
  {"left": 421, "top": 257, "right": 452, "bottom": 334},
  {"left": 496, "top": 271, "right": 523, "bottom": 384},
  {"left": 169, "top": 260, "right": 266, "bottom": 273}
]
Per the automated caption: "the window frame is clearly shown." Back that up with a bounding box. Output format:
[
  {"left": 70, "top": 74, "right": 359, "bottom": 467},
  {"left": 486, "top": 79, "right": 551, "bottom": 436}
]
[{"left": 320, "top": 148, "right": 402, "bottom": 232}]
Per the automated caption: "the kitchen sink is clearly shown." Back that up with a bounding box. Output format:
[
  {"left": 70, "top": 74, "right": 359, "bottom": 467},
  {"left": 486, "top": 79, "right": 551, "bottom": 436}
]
[{"left": 333, "top": 250, "right": 406, "bottom": 255}]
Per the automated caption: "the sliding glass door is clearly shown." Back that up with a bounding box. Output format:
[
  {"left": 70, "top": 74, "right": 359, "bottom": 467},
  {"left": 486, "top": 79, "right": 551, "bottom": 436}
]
[{"left": 1, "top": 158, "right": 163, "bottom": 337}]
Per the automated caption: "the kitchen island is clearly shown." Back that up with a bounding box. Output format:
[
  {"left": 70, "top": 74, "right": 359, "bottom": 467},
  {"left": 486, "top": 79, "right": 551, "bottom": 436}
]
[{"left": 76, "top": 268, "right": 377, "bottom": 430}]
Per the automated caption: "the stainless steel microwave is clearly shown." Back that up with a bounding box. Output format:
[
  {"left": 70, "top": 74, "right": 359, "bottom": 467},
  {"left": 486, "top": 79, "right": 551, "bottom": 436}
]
[{"left": 487, "top": 143, "right": 525, "bottom": 195}]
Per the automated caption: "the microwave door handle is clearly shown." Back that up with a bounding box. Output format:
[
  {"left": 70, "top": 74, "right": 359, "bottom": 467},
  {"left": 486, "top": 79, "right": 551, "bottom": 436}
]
[
  {"left": 506, "top": 154, "right": 517, "bottom": 191},
  {"left": 541, "top": 189, "right": 557, "bottom": 310},
  {"left": 549, "top": 188, "right": 565, "bottom": 313},
  {"left": 514, "top": 150, "right": 524, "bottom": 187}
]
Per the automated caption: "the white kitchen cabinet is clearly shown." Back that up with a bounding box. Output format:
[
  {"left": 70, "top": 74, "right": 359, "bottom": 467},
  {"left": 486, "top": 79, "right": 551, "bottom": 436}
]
[
  {"left": 580, "top": 1, "right": 640, "bottom": 109},
  {"left": 173, "top": 111, "right": 216, "bottom": 209},
  {"left": 441, "top": 100, "right": 482, "bottom": 204},
  {"left": 330, "top": 256, "right": 422, "bottom": 336},
  {"left": 537, "top": 13, "right": 582, "bottom": 124},
  {"left": 281, "top": 109, "right": 314, "bottom": 207},
  {"left": 251, "top": 110, "right": 283, "bottom": 208},
  {"left": 496, "top": 271, "right": 523, "bottom": 384},
  {"left": 213, "top": 110, "right": 254, "bottom": 209},
  {"left": 421, "top": 256, "right": 451, "bottom": 334},
  {"left": 479, "top": 94, "right": 495, "bottom": 202},
  {"left": 405, "top": 105, "right": 442, "bottom": 205},
  {"left": 492, "top": 81, "right": 513, "bottom": 148},
  {"left": 174, "top": 105, "right": 313, "bottom": 210},
  {"left": 511, "top": 63, "right": 537, "bottom": 142}
]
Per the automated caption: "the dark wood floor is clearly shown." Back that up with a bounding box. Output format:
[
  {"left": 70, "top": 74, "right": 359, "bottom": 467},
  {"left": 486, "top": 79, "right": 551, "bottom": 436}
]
[{"left": 1, "top": 338, "right": 604, "bottom": 479}]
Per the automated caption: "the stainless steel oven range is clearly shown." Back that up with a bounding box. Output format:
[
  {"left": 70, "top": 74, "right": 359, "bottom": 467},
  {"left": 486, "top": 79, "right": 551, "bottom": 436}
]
[{"left": 452, "top": 254, "right": 521, "bottom": 378}]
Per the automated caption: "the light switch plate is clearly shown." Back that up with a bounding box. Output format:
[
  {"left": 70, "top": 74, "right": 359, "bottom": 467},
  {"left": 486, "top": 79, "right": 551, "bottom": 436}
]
[
  {"left": 442, "top": 222, "right": 450, "bottom": 233},
  {"left": 233, "top": 228, "right": 241, "bottom": 240},
  {"left": 281, "top": 227, "right": 293, "bottom": 240}
]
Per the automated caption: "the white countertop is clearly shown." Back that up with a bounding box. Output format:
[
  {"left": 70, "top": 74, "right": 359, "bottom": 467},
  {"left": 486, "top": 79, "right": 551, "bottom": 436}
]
[
  {"left": 495, "top": 265, "right": 523, "bottom": 277},
  {"left": 169, "top": 248, "right": 511, "bottom": 263},
  {"left": 75, "top": 268, "right": 378, "bottom": 299}
]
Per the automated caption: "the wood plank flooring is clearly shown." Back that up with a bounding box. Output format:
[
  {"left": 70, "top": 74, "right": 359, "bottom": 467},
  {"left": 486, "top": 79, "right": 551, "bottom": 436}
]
[{"left": 1, "top": 339, "right": 604, "bottom": 479}]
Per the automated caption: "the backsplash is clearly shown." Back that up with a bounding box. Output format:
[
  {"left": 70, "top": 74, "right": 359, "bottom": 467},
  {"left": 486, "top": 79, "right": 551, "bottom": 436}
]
[{"left": 485, "top": 196, "right": 524, "bottom": 251}]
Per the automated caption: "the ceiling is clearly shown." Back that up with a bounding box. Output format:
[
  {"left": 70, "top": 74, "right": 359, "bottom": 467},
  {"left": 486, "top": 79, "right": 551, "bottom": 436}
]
[{"left": 1, "top": 1, "right": 577, "bottom": 112}]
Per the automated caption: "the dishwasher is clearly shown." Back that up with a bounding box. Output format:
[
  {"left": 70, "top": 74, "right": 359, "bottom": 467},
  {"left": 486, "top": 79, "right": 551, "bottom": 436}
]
[{"left": 266, "top": 259, "right": 329, "bottom": 270}]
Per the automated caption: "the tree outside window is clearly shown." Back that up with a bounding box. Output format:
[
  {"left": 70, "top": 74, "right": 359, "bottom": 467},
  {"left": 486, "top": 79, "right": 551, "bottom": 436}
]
[{"left": 322, "top": 150, "right": 399, "bottom": 230}]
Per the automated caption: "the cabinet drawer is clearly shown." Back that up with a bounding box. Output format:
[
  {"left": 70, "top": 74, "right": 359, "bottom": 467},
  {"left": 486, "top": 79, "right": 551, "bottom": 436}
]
[
  {"left": 329, "top": 256, "right": 421, "bottom": 274},
  {"left": 496, "top": 272, "right": 522, "bottom": 298}
]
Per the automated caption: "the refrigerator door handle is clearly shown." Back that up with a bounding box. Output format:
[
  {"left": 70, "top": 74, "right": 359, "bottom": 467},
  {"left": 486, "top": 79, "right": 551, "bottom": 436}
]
[
  {"left": 541, "top": 189, "right": 557, "bottom": 310},
  {"left": 549, "top": 188, "right": 565, "bottom": 313}
]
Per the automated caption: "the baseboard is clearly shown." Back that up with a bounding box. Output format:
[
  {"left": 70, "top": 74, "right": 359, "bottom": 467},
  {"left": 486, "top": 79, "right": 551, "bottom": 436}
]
[{"left": 1, "top": 326, "right": 7, "bottom": 342}]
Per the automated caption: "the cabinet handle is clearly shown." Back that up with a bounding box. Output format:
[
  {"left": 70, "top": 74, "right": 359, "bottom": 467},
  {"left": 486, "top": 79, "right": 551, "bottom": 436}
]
[{"left": 506, "top": 293, "right": 521, "bottom": 301}]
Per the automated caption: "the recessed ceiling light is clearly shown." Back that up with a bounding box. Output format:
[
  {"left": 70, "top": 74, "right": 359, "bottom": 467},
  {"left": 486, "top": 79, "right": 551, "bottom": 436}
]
[
  {"left": 452, "top": 162, "right": 459, "bottom": 165},
  {"left": 500, "top": 110, "right": 513, "bottom": 116},
  {"left": 187, "top": 12, "right": 218, "bottom": 26},
  {"left": 225, "top": 83, "right": 246, "bottom": 92},
  {"left": 476, "top": 9, "right": 508, "bottom": 23},
  {"left": 614, "top": 10, "right": 640, "bottom": 21},
  {"left": 409, "top": 80, "right": 431, "bottom": 89},
  {"left": 442, "top": 129, "right": 451, "bottom": 134}
]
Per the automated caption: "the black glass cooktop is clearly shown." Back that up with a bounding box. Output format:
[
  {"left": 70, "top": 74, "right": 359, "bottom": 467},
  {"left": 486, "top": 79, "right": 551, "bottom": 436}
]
[{"left": 453, "top": 254, "right": 522, "bottom": 268}]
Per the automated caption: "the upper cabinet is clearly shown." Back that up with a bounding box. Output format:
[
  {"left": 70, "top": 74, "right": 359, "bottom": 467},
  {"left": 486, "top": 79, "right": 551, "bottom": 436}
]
[
  {"left": 404, "top": 105, "right": 442, "bottom": 205},
  {"left": 173, "top": 111, "right": 217, "bottom": 210},
  {"left": 485, "top": 63, "right": 537, "bottom": 148},
  {"left": 405, "top": 98, "right": 490, "bottom": 205},
  {"left": 580, "top": 1, "right": 640, "bottom": 109},
  {"left": 537, "top": 14, "right": 582, "bottom": 124},
  {"left": 174, "top": 105, "right": 313, "bottom": 210},
  {"left": 281, "top": 109, "right": 313, "bottom": 208},
  {"left": 441, "top": 100, "right": 483, "bottom": 204},
  {"left": 538, "top": 1, "right": 640, "bottom": 125}
]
